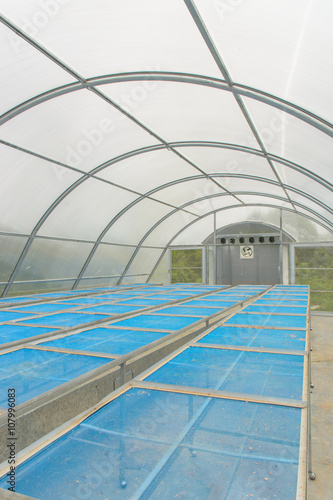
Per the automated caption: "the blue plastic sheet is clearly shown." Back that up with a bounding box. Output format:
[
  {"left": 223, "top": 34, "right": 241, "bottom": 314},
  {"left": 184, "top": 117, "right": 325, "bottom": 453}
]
[
  {"left": 110, "top": 314, "right": 200, "bottom": 331},
  {"left": 28, "top": 292, "right": 74, "bottom": 298},
  {"left": 0, "top": 285, "right": 308, "bottom": 500},
  {"left": 182, "top": 299, "right": 235, "bottom": 308},
  {"left": 200, "top": 326, "right": 306, "bottom": 351},
  {"left": 0, "top": 297, "right": 40, "bottom": 303},
  {"left": 0, "top": 348, "right": 112, "bottom": 406},
  {"left": 60, "top": 297, "right": 117, "bottom": 305},
  {"left": 226, "top": 313, "right": 308, "bottom": 329},
  {"left": 264, "top": 293, "right": 308, "bottom": 299},
  {"left": 17, "top": 312, "right": 110, "bottom": 327},
  {"left": 243, "top": 305, "right": 307, "bottom": 315},
  {"left": 255, "top": 299, "right": 308, "bottom": 306},
  {"left": 116, "top": 298, "right": 172, "bottom": 306},
  {"left": 0, "top": 311, "right": 35, "bottom": 322},
  {"left": 11, "top": 303, "right": 79, "bottom": 313},
  {"left": 154, "top": 306, "right": 207, "bottom": 317},
  {"left": 146, "top": 346, "right": 304, "bottom": 400},
  {"left": 0, "top": 325, "right": 57, "bottom": 344},
  {"left": 41, "top": 329, "right": 168, "bottom": 355},
  {"left": 0, "top": 388, "right": 301, "bottom": 499},
  {"left": 94, "top": 293, "right": 141, "bottom": 299},
  {"left": 77, "top": 304, "right": 146, "bottom": 314},
  {"left": 145, "top": 294, "right": 192, "bottom": 300}
]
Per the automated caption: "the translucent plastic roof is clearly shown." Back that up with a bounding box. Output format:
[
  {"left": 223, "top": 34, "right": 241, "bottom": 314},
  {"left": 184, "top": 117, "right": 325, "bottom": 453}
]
[{"left": 0, "top": 0, "right": 332, "bottom": 294}]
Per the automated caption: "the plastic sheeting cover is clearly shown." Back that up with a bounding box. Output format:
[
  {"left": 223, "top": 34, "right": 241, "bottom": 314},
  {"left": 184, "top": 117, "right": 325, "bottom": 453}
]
[{"left": 0, "top": 1, "right": 332, "bottom": 294}]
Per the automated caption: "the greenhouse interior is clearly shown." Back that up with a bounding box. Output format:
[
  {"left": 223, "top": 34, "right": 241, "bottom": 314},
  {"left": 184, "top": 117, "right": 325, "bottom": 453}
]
[{"left": 0, "top": 1, "right": 332, "bottom": 499}]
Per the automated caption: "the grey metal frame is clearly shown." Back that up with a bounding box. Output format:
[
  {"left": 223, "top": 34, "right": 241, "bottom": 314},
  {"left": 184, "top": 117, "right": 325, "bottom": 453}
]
[
  {"left": 0, "top": 42, "right": 331, "bottom": 139},
  {"left": 184, "top": 0, "right": 296, "bottom": 209},
  {"left": 1, "top": 13, "right": 333, "bottom": 297},
  {"left": 1, "top": 195, "right": 332, "bottom": 296},
  {"left": 111, "top": 188, "right": 333, "bottom": 286},
  {"left": 117, "top": 191, "right": 333, "bottom": 283},
  {"left": 3, "top": 137, "right": 331, "bottom": 227},
  {"left": 2, "top": 137, "right": 332, "bottom": 193},
  {"left": 147, "top": 204, "right": 333, "bottom": 284}
]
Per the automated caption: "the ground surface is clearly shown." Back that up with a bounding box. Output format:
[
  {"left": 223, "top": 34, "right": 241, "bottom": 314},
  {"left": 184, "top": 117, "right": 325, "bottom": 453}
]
[{"left": 307, "top": 313, "right": 333, "bottom": 500}]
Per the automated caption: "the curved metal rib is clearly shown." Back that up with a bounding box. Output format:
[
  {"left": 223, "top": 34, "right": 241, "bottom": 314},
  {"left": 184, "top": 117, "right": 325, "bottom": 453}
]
[
  {"left": 1, "top": 72, "right": 332, "bottom": 138},
  {"left": 146, "top": 203, "right": 333, "bottom": 283}
]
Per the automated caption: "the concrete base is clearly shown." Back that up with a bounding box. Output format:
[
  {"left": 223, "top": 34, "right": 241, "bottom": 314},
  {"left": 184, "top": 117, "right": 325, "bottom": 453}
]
[{"left": 307, "top": 314, "right": 333, "bottom": 499}]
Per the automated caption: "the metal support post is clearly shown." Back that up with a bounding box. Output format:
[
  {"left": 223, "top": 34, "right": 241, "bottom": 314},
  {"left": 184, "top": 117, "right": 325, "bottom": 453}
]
[
  {"left": 290, "top": 244, "right": 295, "bottom": 285},
  {"left": 279, "top": 209, "right": 283, "bottom": 284},
  {"left": 213, "top": 213, "right": 217, "bottom": 285},
  {"left": 308, "top": 319, "right": 316, "bottom": 480}
]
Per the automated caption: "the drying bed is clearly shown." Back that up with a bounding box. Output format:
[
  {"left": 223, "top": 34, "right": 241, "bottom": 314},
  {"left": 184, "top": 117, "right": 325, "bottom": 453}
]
[
  {"left": 0, "top": 388, "right": 302, "bottom": 500},
  {"left": 32, "top": 284, "right": 266, "bottom": 355},
  {"left": 38, "top": 328, "right": 170, "bottom": 356},
  {"left": 0, "top": 348, "right": 113, "bottom": 407},
  {"left": 0, "top": 285, "right": 265, "bottom": 408},
  {"left": 0, "top": 285, "right": 309, "bottom": 499},
  {"left": 0, "top": 284, "right": 225, "bottom": 346}
]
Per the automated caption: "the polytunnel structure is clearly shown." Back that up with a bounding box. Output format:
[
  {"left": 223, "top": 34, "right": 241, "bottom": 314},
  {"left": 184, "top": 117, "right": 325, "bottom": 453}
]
[{"left": 0, "top": 1, "right": 332, "bottom": 499}]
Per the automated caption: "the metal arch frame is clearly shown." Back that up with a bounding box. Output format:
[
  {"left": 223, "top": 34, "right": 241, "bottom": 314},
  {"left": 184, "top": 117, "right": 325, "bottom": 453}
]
[
  {"left": 2, "top": 16, "right": 331, "bottom": 247},
  {"left": 0, "top": 9, "right": 301, "bottom": 215},
  {"left": 0, "top": 14, "right": 331, "bottom": 206},
  {"left": 2, "top": 136, "right": 332, "bottom": 198},
  {"left": 0, "top": 175, "right": 201, "bottom": 298},
  {"left": 144, "top": 175, "right": 333, "bottom": 218},
  {"left": 88, "top": 141, "right": 332, "bottom": 193},
  {"left": 4, "top": 62, "right": 247, "bottom": 299},
  {"left": 167, "top": 142, "right": 333, "bottom": 192},
  {"left": 116, "top": 192, "right": 333, "bottom": 286},
  {"left": 71, "top": 174, "right": 333, "bottom": 290},
  {"left": 1, "top": 140, "right": 332, "bottom": 296},
  {"left": 0, "top": 12, "right": 332, "bottom": 197},
  {"left": 147, "top": 203, "right": 333, "bottom": 284},
  {"left": 1, "top": 74, "right": 332, "bottom": 138},
  {"left": 2, "top": 137, "right": 332, "bottom": 220},
  {"left": 0, "top": 17, "right": 331, "bottom": 214},
  {"left": 183, "top": 0, "right": 296, "bottom": 212},
  {"left": 2, "top": 167, "right": 331, "bottom": 298},
  {"left": 213, "top": 177, "right": 333, "bottom": 216},
  {"left": 1, "top": 14, "right": 332, "bottom": 294},
  {"left": 0, "top": 15, "right": 243, "bottom": 208},
  {"left": 0, "top": 202, "right": 330, "bottom": 292}
]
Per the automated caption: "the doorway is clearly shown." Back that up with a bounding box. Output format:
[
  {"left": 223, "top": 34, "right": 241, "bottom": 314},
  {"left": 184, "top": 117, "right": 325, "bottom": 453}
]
[{"left": 217, "top": 239, "right": 280, "bottom": 285}]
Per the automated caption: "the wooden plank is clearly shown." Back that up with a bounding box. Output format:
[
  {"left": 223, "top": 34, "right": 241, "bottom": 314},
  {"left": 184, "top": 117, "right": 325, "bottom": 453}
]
[
  {"left": 296, "top": 408, "right": 308, "bottom": 500},
  {"left": 192, "top": 342, "right": 307, "bottom": 356},
  {"left": 23, "top": 344, "right": 119, "bottom": 359},
  {"left": 131, "top": 380, "right": 307, "bottom": 408}
]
